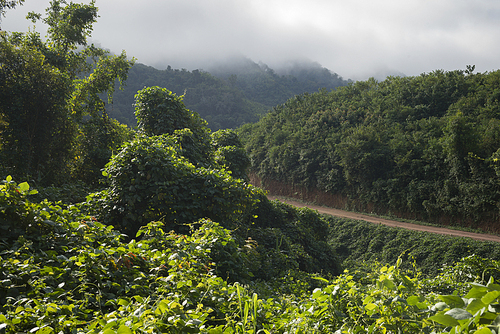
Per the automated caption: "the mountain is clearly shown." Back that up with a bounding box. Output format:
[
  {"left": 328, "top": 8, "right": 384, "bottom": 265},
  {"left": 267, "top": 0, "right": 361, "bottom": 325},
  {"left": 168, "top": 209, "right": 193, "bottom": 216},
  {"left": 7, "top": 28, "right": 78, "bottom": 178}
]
[
  {"left": 206, "top": 56, "right": 350, "bottom": 109},
  {"left": 107, "top": 58, "right": 350, "bottom": 130}
]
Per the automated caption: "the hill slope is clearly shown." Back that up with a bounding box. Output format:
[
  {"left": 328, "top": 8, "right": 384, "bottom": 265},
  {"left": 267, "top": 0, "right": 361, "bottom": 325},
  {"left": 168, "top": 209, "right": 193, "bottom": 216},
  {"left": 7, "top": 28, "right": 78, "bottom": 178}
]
[
  {"left": 240, "top": 69, "right": 500, "bottom": 231},
  {"left": 108, "top": 58, "right": 349, "bottom": 130}
]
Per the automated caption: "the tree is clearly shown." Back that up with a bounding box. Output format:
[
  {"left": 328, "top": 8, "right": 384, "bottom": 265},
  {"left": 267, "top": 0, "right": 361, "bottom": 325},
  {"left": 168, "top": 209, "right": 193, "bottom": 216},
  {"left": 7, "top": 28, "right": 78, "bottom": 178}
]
[
  {"left": 0, "top": 1, "right": 134, "bottom": 184},
  {"left": 0, "top": 34, "right": 74, "bottom": 181},
  {"left": 211, "top": 129, "right": 250, "bottom": 180},
  {"left": 0, "top": 0, "right": 24, "bottom": 20}
]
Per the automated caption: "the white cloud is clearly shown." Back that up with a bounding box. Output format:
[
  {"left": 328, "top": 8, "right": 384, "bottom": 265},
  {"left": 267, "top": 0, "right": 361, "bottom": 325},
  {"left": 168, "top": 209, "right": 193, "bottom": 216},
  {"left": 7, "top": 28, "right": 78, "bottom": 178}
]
[{"left": 2, "top": 0, "right": 500, "bottom": 80}]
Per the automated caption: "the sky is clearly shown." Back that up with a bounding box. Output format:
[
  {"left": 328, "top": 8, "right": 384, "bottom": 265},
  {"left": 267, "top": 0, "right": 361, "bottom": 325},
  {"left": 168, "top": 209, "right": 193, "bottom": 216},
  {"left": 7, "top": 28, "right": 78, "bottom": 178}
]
[{"left": 2, "top": 0, "right": 500, "bottom": 80}]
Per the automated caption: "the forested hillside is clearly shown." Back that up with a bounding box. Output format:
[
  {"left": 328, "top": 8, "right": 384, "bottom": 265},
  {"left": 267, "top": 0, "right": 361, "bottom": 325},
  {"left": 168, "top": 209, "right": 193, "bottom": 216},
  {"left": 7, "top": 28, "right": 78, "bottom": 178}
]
[
  {"left": 240, "top": 68, "right": 500, "bottom": 231},
  {"left": 109, "top": 58, "right": 349, "bottom": 130},
  {"left": 109, "top": 63, "right": 266, "bottom": 130},
  {"left": 207, "top": 56, "right": 349, "bottom": 108}
]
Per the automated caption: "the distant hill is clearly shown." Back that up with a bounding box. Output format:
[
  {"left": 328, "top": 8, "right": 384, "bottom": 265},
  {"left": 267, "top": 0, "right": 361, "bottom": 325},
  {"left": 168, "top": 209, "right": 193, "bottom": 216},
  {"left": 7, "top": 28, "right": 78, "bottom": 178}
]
[
  {"left": 108, "top": 58, "right": 349, "bottom": 130},
  {"left": 206, "top": 56, "right": 350, "bottom": 109}
]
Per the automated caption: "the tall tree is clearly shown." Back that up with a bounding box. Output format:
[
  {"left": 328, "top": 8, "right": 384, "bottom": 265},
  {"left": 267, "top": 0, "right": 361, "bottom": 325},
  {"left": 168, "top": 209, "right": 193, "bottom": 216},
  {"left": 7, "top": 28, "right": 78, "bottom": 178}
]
[{"left": 0, "top": 0, "right": 134, "bottom": 184}]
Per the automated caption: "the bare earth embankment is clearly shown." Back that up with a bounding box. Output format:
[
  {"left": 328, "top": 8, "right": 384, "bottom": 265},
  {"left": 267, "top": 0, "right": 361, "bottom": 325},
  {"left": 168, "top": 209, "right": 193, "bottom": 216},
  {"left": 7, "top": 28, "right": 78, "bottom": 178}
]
[{"left": 269, "top": 196, "right": 500, "bottom": 243}]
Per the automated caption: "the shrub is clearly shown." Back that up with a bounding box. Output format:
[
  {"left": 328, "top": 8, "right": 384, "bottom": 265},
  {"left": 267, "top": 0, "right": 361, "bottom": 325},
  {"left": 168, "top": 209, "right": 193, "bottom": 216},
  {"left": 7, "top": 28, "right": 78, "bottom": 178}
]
[{"left": 91, "top": 135, "right": 260, "bottom": 236}]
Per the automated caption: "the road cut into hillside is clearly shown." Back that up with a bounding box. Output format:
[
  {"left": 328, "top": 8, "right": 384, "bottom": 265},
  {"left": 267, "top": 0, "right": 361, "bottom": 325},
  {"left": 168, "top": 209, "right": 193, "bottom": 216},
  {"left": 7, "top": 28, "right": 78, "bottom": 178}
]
[{"left": 268, "top": 196, "right": 500, "bottom": 243}]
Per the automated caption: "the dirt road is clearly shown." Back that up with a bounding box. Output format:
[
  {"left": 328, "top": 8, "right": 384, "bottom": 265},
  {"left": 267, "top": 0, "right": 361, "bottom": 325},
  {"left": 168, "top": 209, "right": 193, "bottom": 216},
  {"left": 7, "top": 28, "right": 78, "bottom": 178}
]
[{"left": 268, "top": 196, "right": 500, "bottom": 243}]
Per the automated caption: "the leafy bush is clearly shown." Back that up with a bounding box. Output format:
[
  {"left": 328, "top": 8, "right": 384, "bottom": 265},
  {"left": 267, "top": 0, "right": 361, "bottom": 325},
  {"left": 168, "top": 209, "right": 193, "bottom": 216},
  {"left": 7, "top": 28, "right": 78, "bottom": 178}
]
[
  {"left": 90, "top": 135, "right": 261, "bottom": 236},
  {"left": 0, "top": 175, "right": 41, "bottom": 241},
  {"left": 2, "top": 177, "right": 500, "bottom": 333},
  {"left": 134, "top": 86, "right": 212, "bottom": 166},
  {"left": 211, "top": 129, "right": 251, "bottom": 180}
]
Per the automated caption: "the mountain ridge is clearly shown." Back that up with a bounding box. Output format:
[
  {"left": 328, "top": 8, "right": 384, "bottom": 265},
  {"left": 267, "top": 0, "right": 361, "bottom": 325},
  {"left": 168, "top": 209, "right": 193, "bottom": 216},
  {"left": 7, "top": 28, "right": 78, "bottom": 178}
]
[{"left": 108, "top": 57, "right": 350, "bottom": 130}]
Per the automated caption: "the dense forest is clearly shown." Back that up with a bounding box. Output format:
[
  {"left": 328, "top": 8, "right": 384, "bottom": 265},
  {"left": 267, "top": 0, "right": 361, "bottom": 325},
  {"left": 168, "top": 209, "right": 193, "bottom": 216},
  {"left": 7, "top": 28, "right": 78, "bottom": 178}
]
[
  {"left": 109, "top": 57, "right": 349, "bottom": 131},
  {"left": 2, "top": 1, "right": 500, "bottom": 333},
  {"left": 240, "top": 68, "right": 500, "bottom": 232}
]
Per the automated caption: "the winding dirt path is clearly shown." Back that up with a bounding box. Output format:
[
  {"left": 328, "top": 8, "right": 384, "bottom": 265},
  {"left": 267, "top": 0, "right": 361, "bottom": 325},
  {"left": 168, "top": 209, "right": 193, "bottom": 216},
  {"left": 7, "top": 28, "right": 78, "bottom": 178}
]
[{"left": 268, "top": 196, "right": 500, "bottom": 243}]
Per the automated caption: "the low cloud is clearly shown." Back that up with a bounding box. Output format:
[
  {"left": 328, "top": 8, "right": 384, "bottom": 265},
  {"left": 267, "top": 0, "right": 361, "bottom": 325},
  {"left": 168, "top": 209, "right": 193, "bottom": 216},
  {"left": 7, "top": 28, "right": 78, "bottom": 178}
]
[{"left": 3, "top": 0, "right": 500, "bottom": 80}]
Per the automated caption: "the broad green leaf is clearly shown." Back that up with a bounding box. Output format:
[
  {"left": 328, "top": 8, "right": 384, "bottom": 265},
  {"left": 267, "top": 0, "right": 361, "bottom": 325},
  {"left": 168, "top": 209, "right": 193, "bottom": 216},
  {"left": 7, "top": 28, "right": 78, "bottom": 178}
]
[
  {"left": 118, "top": 299, "right": 129, "bottom": 306},
  {"left": 365, "top": 303, "right": 378, "bottom": 311},
  {"left": 428, "top": 313, "right": 460, "bottom": 327},
  {"left": 18, "top": 182, "right": 29, "bottom": 192},
  {"left": 417, "top": 301, "right": 429, "bottom": 309},
  {"left": 36, "top": 327, "right": 54, "bottom": 334},
  {"left": 482, "top": 291, "right": 500, "bottom": 305},
  {"left": 434, "top": 302, "right": 448, "bottom": 311},
  {"left": 445, "top": 308, "right": 473, "bottom": 320},
  {"left": 466, "top": 299, "right": 486, "bottom": 315},
  {"left": 6, "top": 175, "right": 12, "bottom": 182},
  {"left": 407, "top": 295, "right": 420, "bottom": 306},
  {"left": 467, "top": 286, "right": 489, "bottom": 299},
  {"left": 117, "top": 326, "right": 133, "bottom": 334},
  {"left": 133, "top": 295, "right": 144, "bottom": 303},
  {"left": 439, "top": 295, "right": 465, "bottom": 308},
  {"left": 382, "top": 278, "right": 397, "bottom": 291},
  {"left": 473, "top": 328, "right": 493, "bottom": 334}
]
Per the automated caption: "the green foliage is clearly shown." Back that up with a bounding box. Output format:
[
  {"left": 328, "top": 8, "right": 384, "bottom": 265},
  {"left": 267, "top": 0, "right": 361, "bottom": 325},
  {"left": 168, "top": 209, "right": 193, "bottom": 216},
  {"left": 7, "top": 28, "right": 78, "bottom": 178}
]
[
  {"left": 134, "top": 86, "right": 212, "bottom": 166},
  {"left": 243, "top": 196, "right": 341, "bottom": 279},
  {"left": 0, "top": 178, "right": 248, "bottom": 332},
  {"left": 90, "top": 135, "right": 260, "bottom": 236},
  {"left": 241, "top": 69, "right": 500, "bottom": 227},
  {"left": 72, "top": 114, "right": 134, "bottom": 186},
  {"left": 0, "top": 1, "right": 134, "bottom": 186},
  {"left": 0, "top": 175, "right": 39, "bottom": 240},
  {"left": 212, "top": 129, "right": 251, "bottom": 180},
  {"left": 2, "top": 176, "right": 500, "bottom": 333},
  {"left": 0, "top": 34, "right": 75, "bottom": 182},
  {"left": 328, "top": 216, "right": 500, "bottom": 277},
  {"left": 135, "top": 86, "right": 194, "bottom": 136}
]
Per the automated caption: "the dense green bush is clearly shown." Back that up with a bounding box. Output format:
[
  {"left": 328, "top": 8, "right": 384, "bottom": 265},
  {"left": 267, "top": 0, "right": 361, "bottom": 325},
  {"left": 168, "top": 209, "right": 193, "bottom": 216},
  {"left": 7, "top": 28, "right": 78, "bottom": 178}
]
[
  {"left": 2, "top": 176, "right": 500, "bottom": 333},
  {"left": 88, "top": 135, "right": 260, "bottom": 236},
  {"left": 211, "top": 129, "right": 251, "bottom": 180},
  {"left": 71, "top": 114, "right": 134, "bottom": 186},
  {"left": 134, "top": 86, "right": 212, "bottom": 167}
]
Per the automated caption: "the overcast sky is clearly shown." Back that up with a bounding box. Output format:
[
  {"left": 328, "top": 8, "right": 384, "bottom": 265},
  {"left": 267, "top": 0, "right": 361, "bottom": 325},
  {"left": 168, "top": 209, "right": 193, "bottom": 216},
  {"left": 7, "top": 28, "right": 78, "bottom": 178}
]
[{"left": 2, "top": 0, "right": 500, "bottom": 80}]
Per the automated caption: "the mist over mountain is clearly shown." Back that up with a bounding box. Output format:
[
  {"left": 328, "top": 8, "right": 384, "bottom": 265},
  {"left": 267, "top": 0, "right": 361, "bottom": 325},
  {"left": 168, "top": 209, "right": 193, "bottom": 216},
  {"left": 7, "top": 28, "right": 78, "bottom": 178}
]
[{"left": 109, "top": 57, "right": 350, "bottom": 130}]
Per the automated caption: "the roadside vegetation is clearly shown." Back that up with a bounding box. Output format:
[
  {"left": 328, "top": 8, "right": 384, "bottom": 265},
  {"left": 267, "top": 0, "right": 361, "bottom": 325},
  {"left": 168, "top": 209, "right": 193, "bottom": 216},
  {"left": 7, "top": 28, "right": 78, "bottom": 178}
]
[{"left": 240, "top": 67, "right": 500, "bottom": 232}]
